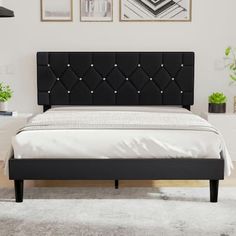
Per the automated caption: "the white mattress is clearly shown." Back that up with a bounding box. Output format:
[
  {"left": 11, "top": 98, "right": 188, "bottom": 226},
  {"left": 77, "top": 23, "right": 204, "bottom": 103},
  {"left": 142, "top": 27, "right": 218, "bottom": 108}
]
[
  {"left": 13, "top": 129, "right": 223, "bottom": 160},
  {"left": 11, "top": 106, "right": 233, "bottom": 176}
]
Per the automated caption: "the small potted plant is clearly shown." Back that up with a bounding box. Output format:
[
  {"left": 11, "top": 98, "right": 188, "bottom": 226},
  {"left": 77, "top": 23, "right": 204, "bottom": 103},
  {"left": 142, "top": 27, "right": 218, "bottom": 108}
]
[
  {"left": 0, "top": 82, "right": 13, "bottom": 111},
  {"left": 208, "top": 92, "right": 227, "bottom": 113}
]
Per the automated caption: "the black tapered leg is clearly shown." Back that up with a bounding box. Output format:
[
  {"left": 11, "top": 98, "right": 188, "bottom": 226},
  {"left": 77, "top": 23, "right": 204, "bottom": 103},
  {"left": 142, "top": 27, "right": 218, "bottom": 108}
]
[
  {"left": 115, "top": 180, "right": 119, "bottom": 189},
  {"left": 14, "top": 180, "right": 24, "bottom": 203},
  {"left": 210, "top": 180, "right": 219, "bottom": 203}
]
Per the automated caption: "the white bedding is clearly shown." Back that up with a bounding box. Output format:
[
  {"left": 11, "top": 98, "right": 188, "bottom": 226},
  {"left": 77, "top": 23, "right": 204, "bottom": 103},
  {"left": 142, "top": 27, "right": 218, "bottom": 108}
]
[{"left": 10, "top": 106, "right": 233, "bottom": 176}]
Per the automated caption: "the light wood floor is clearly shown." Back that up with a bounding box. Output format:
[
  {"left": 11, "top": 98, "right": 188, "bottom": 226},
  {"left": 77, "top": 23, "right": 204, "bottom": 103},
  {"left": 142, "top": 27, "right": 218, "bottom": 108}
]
[{"left": 1, "top": 161, "right": 235, "bottom": 188}]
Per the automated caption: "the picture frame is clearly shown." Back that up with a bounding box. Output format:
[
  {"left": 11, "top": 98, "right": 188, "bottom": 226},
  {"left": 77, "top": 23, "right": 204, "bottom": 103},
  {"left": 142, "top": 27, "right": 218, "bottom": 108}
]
[
  {"left": 80, "top": 0, "right": 113, "bottom": 22},
  {"left": 120, "top": 0, "right": 192, "bottom": 22},
  {"left": 41, "top": 0, "right": 73, "bottom": 22}
]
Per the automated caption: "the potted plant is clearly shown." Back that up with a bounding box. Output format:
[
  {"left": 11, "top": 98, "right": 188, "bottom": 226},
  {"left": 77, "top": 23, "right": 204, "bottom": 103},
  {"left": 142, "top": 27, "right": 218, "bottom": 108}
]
[
  {"left": 225, "top": 47, "right": 236, "bottom": 112},
  {"left": 209, "top": 92, "right": 227, "bottom": 113},
  {"left": 225, "top": 47, "right": 236, "bottom": 84},
  {"left": 0, "top": 82, "right": 13, "bottom": 111}
]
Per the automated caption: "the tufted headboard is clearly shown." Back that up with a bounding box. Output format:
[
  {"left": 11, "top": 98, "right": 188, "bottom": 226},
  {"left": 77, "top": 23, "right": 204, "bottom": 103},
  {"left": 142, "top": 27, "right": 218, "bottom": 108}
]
[{"left": 37, "top": 52, "right": 194, "bottom": 110}]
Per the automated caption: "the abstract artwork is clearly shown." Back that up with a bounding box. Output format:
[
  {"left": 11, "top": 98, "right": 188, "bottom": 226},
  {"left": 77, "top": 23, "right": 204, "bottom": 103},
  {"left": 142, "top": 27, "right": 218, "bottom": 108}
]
[
  {"left": 120, "top": 0, "right": 191, "bottom": 22},
  {"left": 41, "top": 0, "right": 73, "bottom": 22},
  {"left": 80, "top": 0, "right": 113, "bottom": 22}
]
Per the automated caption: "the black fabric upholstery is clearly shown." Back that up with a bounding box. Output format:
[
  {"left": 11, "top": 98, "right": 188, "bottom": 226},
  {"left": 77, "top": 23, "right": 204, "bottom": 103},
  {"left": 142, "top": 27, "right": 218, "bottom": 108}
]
[{"left": 37, "top": 52, "right": 194, "bottom": 106}]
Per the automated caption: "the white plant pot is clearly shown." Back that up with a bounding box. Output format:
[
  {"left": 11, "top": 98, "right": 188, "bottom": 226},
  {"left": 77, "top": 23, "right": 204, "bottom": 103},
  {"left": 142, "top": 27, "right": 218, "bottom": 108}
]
[{"left": 0, "top": 102, "right": 8, "bottom": 111}]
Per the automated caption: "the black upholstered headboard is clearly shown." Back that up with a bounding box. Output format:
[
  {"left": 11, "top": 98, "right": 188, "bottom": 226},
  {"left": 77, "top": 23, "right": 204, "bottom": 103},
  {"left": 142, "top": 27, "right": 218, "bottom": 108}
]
[{"left": 37, "top": 52, "right": 194, "bottom": 109}]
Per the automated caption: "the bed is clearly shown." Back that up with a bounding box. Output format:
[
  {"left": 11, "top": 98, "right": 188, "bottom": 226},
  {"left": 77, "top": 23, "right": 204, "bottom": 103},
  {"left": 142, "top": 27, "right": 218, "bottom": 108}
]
[{"left": 8, "top": 52, "right": 232, "bottom": 203}]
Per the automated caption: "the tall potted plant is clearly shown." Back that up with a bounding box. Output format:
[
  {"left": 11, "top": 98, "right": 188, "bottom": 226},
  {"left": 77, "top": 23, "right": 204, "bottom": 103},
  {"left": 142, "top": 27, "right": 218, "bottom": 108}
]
[
  {"left": 225, "top": 47, "right": 236, "bottom": 112},
  {"left": 0, "top": 82, "right": 13, "bottom": 111},
  {"left": 225, "top": 47, "right": 236, "bottom": 83}
]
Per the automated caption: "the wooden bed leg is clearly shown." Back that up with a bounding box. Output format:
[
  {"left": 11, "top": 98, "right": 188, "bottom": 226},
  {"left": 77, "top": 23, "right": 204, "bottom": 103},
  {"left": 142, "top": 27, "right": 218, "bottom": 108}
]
[
  {"left": 115, "top": 180, "right": 119, "bottom": 189},
  {"left": 14, "top": 180, "right": 24, "bottom": 203},
  {"left": 210, "top": 180, "right": 219, "bottom": 203}
]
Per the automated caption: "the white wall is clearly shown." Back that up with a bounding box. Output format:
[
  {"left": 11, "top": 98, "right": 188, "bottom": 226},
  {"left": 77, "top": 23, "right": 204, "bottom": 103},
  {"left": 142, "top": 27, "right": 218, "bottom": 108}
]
[{"left": 0, "top": 0, "right": 236, "bottom": 114}]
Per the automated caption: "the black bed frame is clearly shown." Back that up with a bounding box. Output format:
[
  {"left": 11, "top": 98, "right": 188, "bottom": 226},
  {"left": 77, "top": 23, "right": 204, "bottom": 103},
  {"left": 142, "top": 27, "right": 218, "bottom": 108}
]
[{"left": 9, "top": 52, "right": 224, "bottom": 203}]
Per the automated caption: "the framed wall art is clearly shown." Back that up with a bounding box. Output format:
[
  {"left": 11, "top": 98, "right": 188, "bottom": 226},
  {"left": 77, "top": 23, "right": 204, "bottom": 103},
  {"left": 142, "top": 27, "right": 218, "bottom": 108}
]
[
  {"left": 80, "top": 0, "right": 113, "bottom": 22},
  {"left": 120, "top": 0, "right": 192, "bottom": 22},
  {"left": 41, "top": 0, "right": 73, "bottom": 22}
]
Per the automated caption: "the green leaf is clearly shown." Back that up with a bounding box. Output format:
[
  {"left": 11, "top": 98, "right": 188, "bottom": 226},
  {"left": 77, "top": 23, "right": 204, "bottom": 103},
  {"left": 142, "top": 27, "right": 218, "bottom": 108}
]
[
  {"left": 230, "top": 75, "right": 236, "bottom": 81},
  {"left": 225, "top": 47, "right": 231, "bottom": 56},
  {"left": 230, "top": 63, "right": 235, "bottom": 70},
  {"left": 0, "top": 82, "right": 13, "bottom": 102}
]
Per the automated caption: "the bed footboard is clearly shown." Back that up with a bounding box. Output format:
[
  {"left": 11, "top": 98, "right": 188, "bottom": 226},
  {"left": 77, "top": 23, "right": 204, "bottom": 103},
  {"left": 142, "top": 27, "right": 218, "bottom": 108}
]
[{"left": 9, "top": 158, "right": 224, "bottom": 203}]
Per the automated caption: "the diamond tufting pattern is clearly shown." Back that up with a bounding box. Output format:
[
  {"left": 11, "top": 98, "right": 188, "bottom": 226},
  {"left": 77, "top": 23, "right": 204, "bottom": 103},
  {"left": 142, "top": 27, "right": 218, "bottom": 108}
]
[{"left": 37, "top": 52, "right": 194, "bottom": 106}]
